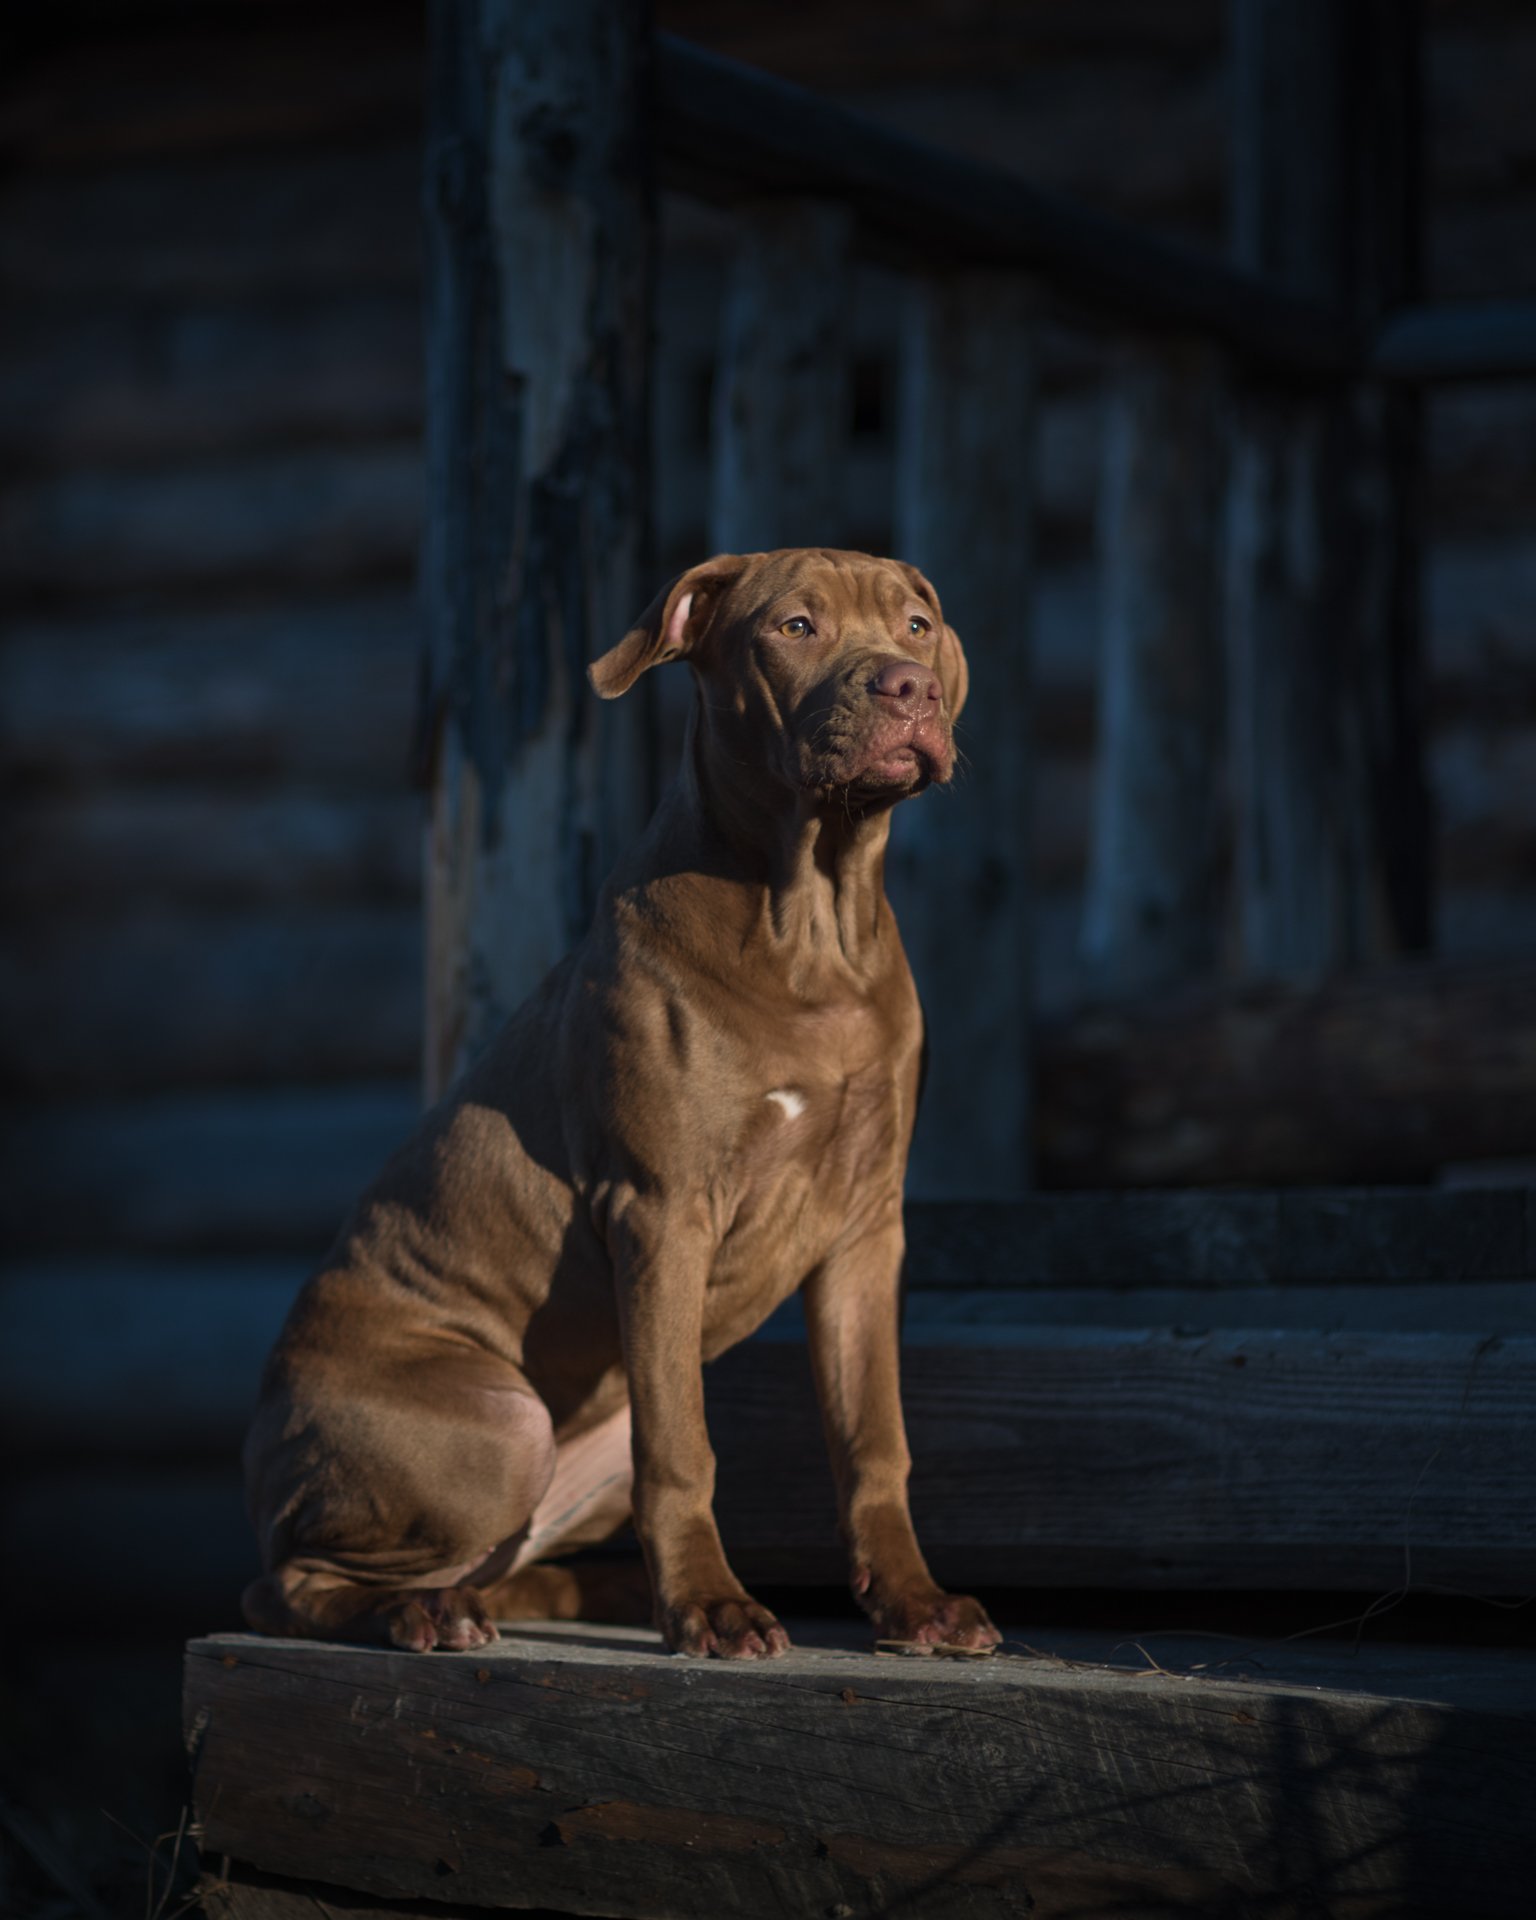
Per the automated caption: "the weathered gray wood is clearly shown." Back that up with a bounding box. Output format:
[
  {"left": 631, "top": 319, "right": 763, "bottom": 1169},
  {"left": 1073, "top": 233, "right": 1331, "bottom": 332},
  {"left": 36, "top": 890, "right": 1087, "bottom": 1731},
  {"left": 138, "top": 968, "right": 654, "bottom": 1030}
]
[
  {"left": 707, "top": 199, "right": 851, "bottom": 552},
  {"left": 0, "top": 596, "right": 418, "bottom": 785},
  {"left": 0, "top": 443, "right": 420, "bottom": 597},
  {"left": 713, "top": 1324, "right": 1536, "bottom": 1590},
  {"left": 654, "top": 36, "right": 1351, "bottom": 376},
  {"left": 0, "top": 908, "right": 418, "bottom": 1092},
  {"left": 1376, "top": 299, "right": 1536, "bottom": 382},
  {"left": 1081, "top": 340, "right": 1226, "bottom": 994},
  {"left": 1036, "top": 955, "right": 1536, "bottom": 1187},
  {"left": 0, "top": 1083, "right": 418, "bottom": 1252},
  {"left": 1225, "top": 0, "right": 1430, "bottom": 979},
  {"left": 184, "top": 1622, "right": 1536, "bottom": 1919},
  {"left": 420, "top": 0, "right": 653, "bottom": 1098},
  {"left": 1, "top": 792, "right": 419, "bottom": 913},
  {"left": 890, "top": 273, "right": 1037, "bottom": 1198}
]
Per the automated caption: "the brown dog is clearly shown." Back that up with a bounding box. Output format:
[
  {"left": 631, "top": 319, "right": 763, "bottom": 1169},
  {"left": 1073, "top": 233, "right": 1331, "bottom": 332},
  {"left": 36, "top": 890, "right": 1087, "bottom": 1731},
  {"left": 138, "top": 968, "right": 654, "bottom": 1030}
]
[{"left": 243, "top": 547, "right": 1000, "bottom": 1660}]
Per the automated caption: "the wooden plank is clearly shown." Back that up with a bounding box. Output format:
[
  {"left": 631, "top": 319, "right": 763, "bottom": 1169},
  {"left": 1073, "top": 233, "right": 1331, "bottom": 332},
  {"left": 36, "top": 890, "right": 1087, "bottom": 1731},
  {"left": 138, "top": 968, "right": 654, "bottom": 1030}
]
[
  {"left": 420, "top": 0, "right": 653, "bottom": 1097},
  {"left": 0, "top": 1083, "right": 419, "bottom": 1252},
  {"left": 0, "top": 146, "right": 421, "bottom": 299},
  {"left": 0, "top": 792, "right": 420, "bottom": 912},
  {"left": 0, "top": 908, "right": 419, "bottom": 1093},
  {"left": 1035, "top": 956, "right": 1536, "bottom": 1187},
  {"left": 1225, "top": 1, "right": 1430, "bottom": 979},
  {"left": 0, "top": 292, "right": 420, "bottom": 469},
  {"left": 1080, "top": 339, "right": 1225, "bottom": 993},
  {"left": 0, "top": 443, "right": 420, "bottom": 598},
  {"left": 1376, "top": 300, "right": 1536, "bottom": 382},
  {"left": 0, "top": 596, "right": 418, "bottom": 786},
  {"left": 712, "top": 1325, "right": 1536, "bottom": 1590},
  {"left": 708, "top": 199, "right": 852, "bottom": 551},
  {"left": 890, "top": 272, "right": 1037, "bottom": 1197},
  {"left": 184, "top": 1622, "right": 1536, "bottom": 1918},
  {"left": 654, "top": 36, "right": 1351, "bottom": 376},
  {"left": 8, "top": 1252, "right": 1531, "bottom": 1456}
]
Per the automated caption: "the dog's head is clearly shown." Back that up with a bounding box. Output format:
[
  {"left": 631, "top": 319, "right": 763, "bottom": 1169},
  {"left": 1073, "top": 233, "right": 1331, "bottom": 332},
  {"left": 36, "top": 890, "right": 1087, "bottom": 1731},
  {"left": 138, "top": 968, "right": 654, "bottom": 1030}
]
[{"left": 589, "top": 548, "right": 968, "bottom": 811}]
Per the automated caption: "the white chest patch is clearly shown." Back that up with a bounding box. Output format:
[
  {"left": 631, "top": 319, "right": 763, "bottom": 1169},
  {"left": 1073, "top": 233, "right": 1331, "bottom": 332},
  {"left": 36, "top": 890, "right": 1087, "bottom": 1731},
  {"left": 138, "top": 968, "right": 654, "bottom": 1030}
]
[{"left": 766, "top": 1087, "right": 807, "bottom": 1120}]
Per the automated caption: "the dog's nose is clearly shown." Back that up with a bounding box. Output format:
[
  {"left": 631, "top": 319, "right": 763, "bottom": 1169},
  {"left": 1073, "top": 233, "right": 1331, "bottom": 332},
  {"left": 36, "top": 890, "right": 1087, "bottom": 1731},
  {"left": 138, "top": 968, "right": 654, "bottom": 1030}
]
[{"left": 869, "top": 659, "right": 942, "bottom": 708}]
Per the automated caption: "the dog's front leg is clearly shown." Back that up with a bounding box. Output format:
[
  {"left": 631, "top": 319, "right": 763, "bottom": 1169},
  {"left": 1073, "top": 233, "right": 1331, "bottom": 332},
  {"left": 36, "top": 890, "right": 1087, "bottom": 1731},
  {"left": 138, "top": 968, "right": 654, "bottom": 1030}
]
[
  {"left": 611, "top": 1206, "right": 791, "bottom": 1660},
  {"left": 804, "top": 1219, "right": 1001, "bottom": 1650}
]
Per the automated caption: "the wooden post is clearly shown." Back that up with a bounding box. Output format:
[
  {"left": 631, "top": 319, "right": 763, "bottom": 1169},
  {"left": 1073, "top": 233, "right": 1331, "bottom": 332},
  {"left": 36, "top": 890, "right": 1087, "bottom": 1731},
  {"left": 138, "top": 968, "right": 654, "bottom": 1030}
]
[
  {"left": 1225, "top": 0, "right": 1429, "bottom": 980},
  {"left": 891, "top": 274, "right": 1037, "bottom": 1198},
  {"left": 420, "top": 0, "right": 654, "bottom": 1098},
  {"left": 1081, "top": 341, "right": 1226, "bottom": 996},
  {"left": 709, "top": 200, "right": 851, "bottom": 553}
]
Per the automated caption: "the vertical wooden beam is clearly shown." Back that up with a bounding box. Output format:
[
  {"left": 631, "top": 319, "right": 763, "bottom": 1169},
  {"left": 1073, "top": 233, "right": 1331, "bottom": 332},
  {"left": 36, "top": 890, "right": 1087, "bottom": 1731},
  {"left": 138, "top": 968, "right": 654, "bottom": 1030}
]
[
  {"left": 891, "top": 274, "right": 1037, "bottom": 1198},
  {"left": 421, "top": 0, "right": 654, "bottom": 1098},
  {"left": 709, "top": 200, "right": 851, "bottom": 553},
  {"left": 1225, "top": 0, "right": 1429, "bottom": 980},
  {"left": 1081, "top": 341, "right": 1226, "bottom": 996}
]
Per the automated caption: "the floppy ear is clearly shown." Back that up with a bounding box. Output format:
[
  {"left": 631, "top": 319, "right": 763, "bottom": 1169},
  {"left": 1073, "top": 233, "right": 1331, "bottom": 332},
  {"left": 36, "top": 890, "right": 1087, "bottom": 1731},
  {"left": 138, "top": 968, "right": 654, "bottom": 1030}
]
[
  {"left": 895, "top": 561, "right": 969, "bottom": 722},
  {"left": 587, "top": 555, "right": 743, "bottom": 700}
]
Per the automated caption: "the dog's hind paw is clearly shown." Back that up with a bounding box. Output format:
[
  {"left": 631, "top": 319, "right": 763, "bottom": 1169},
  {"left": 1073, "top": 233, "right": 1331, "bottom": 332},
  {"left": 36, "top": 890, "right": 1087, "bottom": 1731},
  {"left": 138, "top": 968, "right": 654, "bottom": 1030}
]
[{"left": 381, "top": 1585, "right": 499, "bottom": 1653}]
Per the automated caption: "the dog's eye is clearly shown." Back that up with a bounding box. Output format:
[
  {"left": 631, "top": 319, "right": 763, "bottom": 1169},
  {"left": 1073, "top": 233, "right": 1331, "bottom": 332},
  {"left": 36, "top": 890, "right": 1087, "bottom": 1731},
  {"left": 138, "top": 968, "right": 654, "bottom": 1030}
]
[
  {"left": 778, "top": 616, "right": 813, "bottom": 638},
  {"left": 908, "top": 615, "right": 932, "bottom": 637}
]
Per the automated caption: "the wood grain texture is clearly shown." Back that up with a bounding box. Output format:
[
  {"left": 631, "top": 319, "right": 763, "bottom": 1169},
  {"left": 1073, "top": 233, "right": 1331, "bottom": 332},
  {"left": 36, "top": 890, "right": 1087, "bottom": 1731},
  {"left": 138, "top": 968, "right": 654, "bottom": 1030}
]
[
  {"left": 1081, "top": 340, "right": 1226, "bottom": 995},
  {"left": 710, "top": 1324, "right": 1536, "bottom": 1590},
  {"left": 183, "top": 1621, "right": 1536, "bottom": 1919},
  {"left": 421, "top": 0, "right": 653, "bottom": 1098},
  {"left": 890, "top": 272, "right": 1037, "bottom": 1198},
  {"left": 708, "top": 199, "right": 851, "bottom": 551},
  {"left": 1036, "top": 956, "right": 1536, "bottom": 1187}
]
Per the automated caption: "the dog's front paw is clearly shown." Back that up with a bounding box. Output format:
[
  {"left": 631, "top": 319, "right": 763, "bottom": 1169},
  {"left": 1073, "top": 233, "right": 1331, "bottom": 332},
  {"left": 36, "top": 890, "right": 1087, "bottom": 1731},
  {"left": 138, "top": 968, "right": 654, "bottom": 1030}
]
[
  {"left": 380, "top": 1585, "right": 499, "bottom": 1653},
  {"left": 661, "top": 1593, "right": 791, "bottom": 1660},
  {"left": 868, "top": 1584, "right": 1000, "bottom": 1651}
]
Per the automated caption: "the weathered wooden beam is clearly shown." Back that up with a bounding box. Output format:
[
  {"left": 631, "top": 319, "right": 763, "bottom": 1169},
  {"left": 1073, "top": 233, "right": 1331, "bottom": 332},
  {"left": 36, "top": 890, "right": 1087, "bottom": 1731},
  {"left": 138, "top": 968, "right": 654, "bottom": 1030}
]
[
  {"left": 654, "top": 35, "right": 1351, "bottom": 377},
  {"left": 420, "top": 0, "right": 654, "bottom": 1098},
  {"left": 185, "top": 1622, "right": 1536, "bottom": 1918},
  {"left": 1375, "top": 299, "right": 1536, "bottom": 383},
  {"left": 1080, "top": 340, "right": 1226, "bottom": 994},
  {"left": 1036, "top": 955, "right": 1536, "bottom": 1188},
  {"left": 890, "top": 273, "right": 1037, "bottom": 1197},
  {"left": 708, "top": 200, "right": 851, "bottom": 551},
  {"left": 1225, "top": 0, "right": 1430, "bottom": 979}
]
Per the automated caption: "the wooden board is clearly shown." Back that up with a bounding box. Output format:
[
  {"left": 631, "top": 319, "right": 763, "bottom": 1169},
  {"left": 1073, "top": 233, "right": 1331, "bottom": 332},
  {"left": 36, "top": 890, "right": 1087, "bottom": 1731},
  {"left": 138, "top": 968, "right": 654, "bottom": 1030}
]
[{"left": 184, "top": 1620, "right": 1536, "bottom": 1919}]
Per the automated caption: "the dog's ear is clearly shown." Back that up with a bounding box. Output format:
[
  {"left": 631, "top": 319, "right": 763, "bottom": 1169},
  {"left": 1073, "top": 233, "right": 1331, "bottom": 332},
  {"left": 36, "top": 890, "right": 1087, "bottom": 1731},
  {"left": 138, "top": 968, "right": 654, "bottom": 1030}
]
[
  {"left": 895, "top": 561, "right": 969, "bottom": 722},
  {"left": 588, "top": 555, "right": 743, "bottom": 700}
]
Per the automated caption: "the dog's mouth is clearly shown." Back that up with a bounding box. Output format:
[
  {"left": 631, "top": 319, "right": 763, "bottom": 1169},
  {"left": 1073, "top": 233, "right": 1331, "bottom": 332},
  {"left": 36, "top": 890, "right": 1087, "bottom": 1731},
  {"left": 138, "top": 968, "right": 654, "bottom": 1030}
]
[{"left": 800, "top": 713, "right": 953, "bottom": 801}]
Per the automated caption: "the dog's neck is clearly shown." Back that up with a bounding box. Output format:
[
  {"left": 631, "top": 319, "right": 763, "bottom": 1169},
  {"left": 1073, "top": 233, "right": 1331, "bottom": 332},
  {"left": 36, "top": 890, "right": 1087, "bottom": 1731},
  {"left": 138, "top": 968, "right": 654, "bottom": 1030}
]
[{"left": 638, "top": 715, "right": 902, "bottom": 981}]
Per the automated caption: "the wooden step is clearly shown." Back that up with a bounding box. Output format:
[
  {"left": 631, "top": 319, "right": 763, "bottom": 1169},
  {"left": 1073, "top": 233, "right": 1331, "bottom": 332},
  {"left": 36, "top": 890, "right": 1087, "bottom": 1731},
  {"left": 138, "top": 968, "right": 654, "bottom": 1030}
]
[{"left": 184, "top": 1618, "right": 1536, "bottom": 1919}]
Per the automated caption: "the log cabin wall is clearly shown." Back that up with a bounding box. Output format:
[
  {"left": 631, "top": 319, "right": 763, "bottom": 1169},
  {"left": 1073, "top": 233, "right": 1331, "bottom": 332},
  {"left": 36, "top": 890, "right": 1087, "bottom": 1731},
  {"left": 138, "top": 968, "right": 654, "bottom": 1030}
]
[{"left": 1, "top": 0, "right": 1534, "bottom": 1624}]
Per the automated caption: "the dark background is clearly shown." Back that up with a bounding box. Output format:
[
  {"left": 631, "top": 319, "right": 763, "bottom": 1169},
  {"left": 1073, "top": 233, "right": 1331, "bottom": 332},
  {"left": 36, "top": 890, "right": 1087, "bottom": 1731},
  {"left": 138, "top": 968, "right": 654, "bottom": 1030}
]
[{"left": 1, "top": 3, "right": 1533, "bottom": 1914}]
